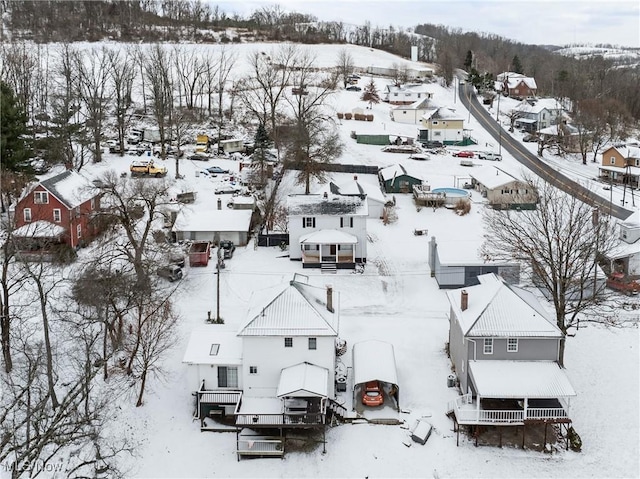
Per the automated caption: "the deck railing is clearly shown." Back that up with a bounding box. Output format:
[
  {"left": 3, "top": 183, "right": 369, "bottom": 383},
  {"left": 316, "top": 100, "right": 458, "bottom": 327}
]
[
  {"left": 236, "top": 412, "right": 324, "bottom": 427},
  {"left": 449, "top": 394, "right": 570, "bottom": 425}
]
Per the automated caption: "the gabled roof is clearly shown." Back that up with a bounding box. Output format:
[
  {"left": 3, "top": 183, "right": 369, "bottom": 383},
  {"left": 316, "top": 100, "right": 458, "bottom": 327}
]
[
  {"left": 393, "top": 97, "right": 437, "bottom": 111},
  {"left": 378, "top": 163, "right": 422, "bottom": 182},
  {"left": 446, "top": 273, "right": 561, "bottom": 338},
  {"left": 327, "top": 179, "right": 385, "bottom": 204},
  {"left": 287, "top": 193, "right": 368, "bottom": 217},
  {"left": 277, "top": 362, "right": 329, "bottom": 398},
  {"left": 423, "top": 106, "right": 464, "bottom": 121},
  {"left": 352, "top": 340, "right": 398, "bottom": 387},
  {"left": 182, "top": 327, "right": 243, "bottom": 365},
  {"left": 505, "top": 76, "right": 537, "bottom": 90},
  {"left": 470, "top": 167, "right": 522, "bottom": 190},
  {"left": 35, "top": 170, "right": 96, "bottom": 209},
  {"left": 385, "top": 83, "right": 431, "bottom": 94},
  {"left": 172, "top": 208, "right": 252, "bottom": 233},
  {"left": 238, "top": 278, "right": 339, "bottom": 337},
  {"left": 515, "top": 98, "right": 562, "bottom": 114}
]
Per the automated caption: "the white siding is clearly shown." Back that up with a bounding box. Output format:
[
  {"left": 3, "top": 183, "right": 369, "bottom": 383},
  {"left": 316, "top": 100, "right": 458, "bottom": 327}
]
[{"left": 288, "top": 215, "right": 367, "bottom": 261}]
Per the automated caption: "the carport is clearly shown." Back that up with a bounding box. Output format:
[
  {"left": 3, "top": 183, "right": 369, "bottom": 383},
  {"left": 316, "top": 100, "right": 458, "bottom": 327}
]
[{"left": 352, "top": 340, "right": 400, "bottom": 411}]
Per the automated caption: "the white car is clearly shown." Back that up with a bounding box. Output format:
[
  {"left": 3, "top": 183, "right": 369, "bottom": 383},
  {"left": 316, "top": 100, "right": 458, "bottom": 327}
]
[
  {"left": 478, "top": 152, "right": 502, "bottom": 161},
  {"left": 214, "top": 183, "right": 242, "bottom": 195}
]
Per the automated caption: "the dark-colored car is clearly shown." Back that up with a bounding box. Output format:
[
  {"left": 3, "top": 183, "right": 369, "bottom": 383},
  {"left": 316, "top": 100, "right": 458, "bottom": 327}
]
[
  {"left": 206, "top": 166, "right": 230, "bottom": 175},
  {"left": 346, "top": 85, "right": 362, "bottom": 92},
  {"left": 421, "top": 140, "right": 443, "bottom": 148},
  {"left": 157, "top": 265, "right": 183, "bottom": 282},
  {"left": 188, "top": 154, "right": 210, "bottom": 161},
  {"left": 219, "top": 240, "right": 236, "bottom": 259},
  {"left": 362, "top": 380, "right": 384, "bottom": 407},
  {"left": 453, "top": 150, "right": 474, "bottom": 158},
  {"left": 523, "top": 134, "right": 538, "bottom": 143}
]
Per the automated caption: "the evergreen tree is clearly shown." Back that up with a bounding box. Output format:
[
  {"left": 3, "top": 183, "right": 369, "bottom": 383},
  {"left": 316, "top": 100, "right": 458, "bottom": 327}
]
[
  {"left": 0, "top": 81, "right": 30, "bottom": 172},
  {"left": 360, "top": 79, "right": 381, "bottom": 109},
  {"left": 251, "top": 122, "right": 273, "bottom": 186},
  {"left": 511, "top": 55, "right": 523, "bottom": 74},
  {"left": 463, "top": 50, "right": 473, "bottom": 71}
]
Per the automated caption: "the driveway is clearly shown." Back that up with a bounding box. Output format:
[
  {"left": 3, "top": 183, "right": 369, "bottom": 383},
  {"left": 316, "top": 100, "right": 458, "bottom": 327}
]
[{"left": 458, "top": 82, "right": 634, "bottom": 221}]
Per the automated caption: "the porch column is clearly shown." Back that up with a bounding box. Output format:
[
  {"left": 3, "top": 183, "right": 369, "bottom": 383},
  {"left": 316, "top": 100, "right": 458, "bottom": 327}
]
[
  {"left": 476, "top": 394, "right": 480, "bottom": 421},
  {"left": 523, "top": 397, "right": 528, "bottom": 420}
]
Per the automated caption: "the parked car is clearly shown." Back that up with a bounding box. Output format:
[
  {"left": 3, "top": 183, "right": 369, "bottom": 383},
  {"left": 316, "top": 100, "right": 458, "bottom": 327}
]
[
  {"left": 206, "top": 166, "right": 230, "bottom": 175},
  {"left": 346, "top": 85, "right": 362, "bottom": 92},
  {"left": 523, "top": 134, "right": 538, "bottom": 142},
  {"left": 219, "top": 240, "right": 236, "bottom": 259},
  {"left": 215, "top": 183, "right": 242, "bottom": 195},
  {"left": 188, "top": 154, "right": 210, "bottom": 162},
  {"left": 421, "top": 140, "right": 443, "bottom": 148},
  {"left": 362, "top": 380, "right": 384, "bottom": 407},
  {"left": 157, "top": 265, "right": 183, "bottom": 282},
  {"left": 168, "top": 251, "right": 186, "bottom": 268},
  {"left": 453, "top": 150, "right": 474, "bottom": 158},
  {"left": 478, "top": 152, "right": 502, "bottom": 161}
]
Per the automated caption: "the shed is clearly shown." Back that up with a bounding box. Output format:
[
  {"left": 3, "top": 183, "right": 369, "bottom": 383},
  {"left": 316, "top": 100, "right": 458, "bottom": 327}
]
[
  {"left": 172, "top": 208, "right": 253, "bottom": 246},
  {"left": 219, "top": 139, "right": 245, "bottom": 155},
  {"left": 352, "top": 340, "right": 399, "bottom": 410},
  {"left": 378, "top": 164, "right": 423, "bottom": 193}
]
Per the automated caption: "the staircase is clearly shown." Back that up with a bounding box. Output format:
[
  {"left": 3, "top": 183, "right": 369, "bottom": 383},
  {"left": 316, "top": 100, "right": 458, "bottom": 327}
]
[
  {"left": 321, "top": 263, "right": 337, "bottom": 274},
  {"left": 327, "top": 399, "right": 349, "bottom": 423}
]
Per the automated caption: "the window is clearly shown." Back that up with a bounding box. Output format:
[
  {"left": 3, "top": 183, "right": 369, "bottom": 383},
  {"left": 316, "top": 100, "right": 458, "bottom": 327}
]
[
  {"left": 483, "top": 338, "right": 493, "bottom": 355},
  {"left": 303, "top": 244, "right": 319, "bottom": 251},
  {"left": 610, "top": 157, "right": 616, "bottom": 165},
  {"left": 209, "top": 344, "right": 220, "bottom": 356},
  {"left": 34, "top": 191, "right": 49, "bottom": 204},
  {"left": 75, "top": 206, "right": 81, "bottom": 218},
  {"left": 77, "top": 224, "right": 82, "bottom": 238},
  {"left": 338, "top": 244, "right": 353, "bottom": 252},
  {"left": 432, "top": 121, "right": 438, "bottom": 125},
  {"left": 90, "top": 198, "right": 95, "bottom": 210},
  {"left": 402, "top": 111, "right": 406, "bottom": 115},
  {"left": 507, "top": 338, "right": 518, "bottom": 352},
  {"left": 249, "top": 366, "right": 258, "bottom": 375},
  {"left": 302, "top": 217, "right": 315, "bottom": 228},
  {"left": 339, "top": 217, "right": 354, "bottom": 228},
  {"left": 24, "top": 208, "right": 32, "bottom": 222},
  {"left": 284, "top": 337, "right": 293, "bottom": 348},
  {"left": 53, "top": 209, "right": 61, "bottom": 223},
  {"left": 308, "top": 338, "right": 317, "bottom": 350},
  {"left": 218, "top": 366, "right": 238, "bottom": 388}
]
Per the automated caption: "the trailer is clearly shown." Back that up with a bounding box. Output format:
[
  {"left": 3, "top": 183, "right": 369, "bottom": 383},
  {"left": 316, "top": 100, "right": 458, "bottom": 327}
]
[{"left": 189, "top": 241, "right": 211, "bottom": 267}]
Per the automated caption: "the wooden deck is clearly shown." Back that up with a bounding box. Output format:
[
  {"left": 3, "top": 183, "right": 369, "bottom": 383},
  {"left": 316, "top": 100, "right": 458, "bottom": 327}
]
[
  {"left": 237, "top": 436, "right": 284, "bottom": 460},
  {"left": 235, "top": 412, "right": 325, "bottom": 427}
]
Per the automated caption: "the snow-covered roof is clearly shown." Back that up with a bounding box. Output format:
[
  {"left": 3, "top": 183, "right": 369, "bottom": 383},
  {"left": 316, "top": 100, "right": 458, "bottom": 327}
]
[
  {"left": 327, "top": 179, "right": 386, "bottom": 204},
  {"left": 605, "top": 145, "right": 640, "bottom": 159},
  {"left": 300, "top": 229, "right": 358, "bottom": 244},
  {"left": 423, "top": 106, "right": 464, "bottom": 121},
  {"left": 238, "top": 279, "right": 339, "bottom": 337},
  {"left": 516, "top": 98, "right": 562, "bottom": 114},
  {"left": 287, "top": 193, "right": 368, "bottom": 217},
  {"left": 13, "top": 220, "right": 66, "bottom": 238},
  {"left": 276, "top": 362, "right": 329, "bottom": 398},
  {"left": 505, "top": 76, "right": 537, "bottom": 90},
  {"left": 385, "top": 83, "right": 431, "bottom": 94},
  {"left": 172, "top": 208, "right": 252, "bottom": 233},
  {"left": 393, "top": 97, "right": 437, "bottom": 111},
  {"left": 622, "top": 208, "right": 640, "bottom": 227},
  {"left": 378, "top": 163, "right": 422, "bottom": 182},
  {"left": 352, "top": 339, "right": 398, "bottom": 387},
  {"left": 36, "top": 170, "right": 96, "bottom": 209},
  {"left": 538, "top": 124, "right": 579, "bottom": 136},
  {"left": 469, "top": 360, "right": 576, "bottom": 399},
  {"left": 470, "top": 167, "right": 522, "bottom": 190},
  {"left": 182, "top": 327, "right": 243, "bottom": 366},
  {"left": 497, "top": 72, "right": 527, "bottom": 81},
  {"left": 446, "top": 273, "right": 561, "bottom": 337},
  {"left": 598, "top": 165, "right": 640, "bottom": 176}
]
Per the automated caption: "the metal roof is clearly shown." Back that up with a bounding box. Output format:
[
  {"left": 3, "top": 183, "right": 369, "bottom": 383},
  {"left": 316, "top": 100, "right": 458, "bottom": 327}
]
[
  {"left": 277, "top": 362, "right": 329, "bottom": 398},
  {"left": 469, "top": 361, "right": 576, "bottom": 399},
  {"left": 182, "top": 327, "right": 242, "bottom": 365},
  {"left": 352, "top": 340, "right": 398, "bottom": 387},
  {"left": 238, "top": 280, "right": 338, "bottom": 337},
  {"left": 300, "top": 229, "right": 357, "bottom": 244},
  {"left": 446, "top": 273, "right": 561, "bottom": 338},
  {"left": 287, "top": 193, "right": 368, "bottom": 217}
]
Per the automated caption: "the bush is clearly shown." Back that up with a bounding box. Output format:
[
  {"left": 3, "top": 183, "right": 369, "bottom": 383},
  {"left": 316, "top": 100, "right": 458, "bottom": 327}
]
[
  {"left": 454, "top": 199, "right": 471, "bottom": 216},
  {"left": 567, "top": 427, "right": 582, "bottom": 452}
]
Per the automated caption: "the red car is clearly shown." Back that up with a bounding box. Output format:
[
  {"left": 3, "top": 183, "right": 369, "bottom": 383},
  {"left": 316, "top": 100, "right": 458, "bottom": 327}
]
[
  {"left": 362, "top": 381, "right": 384, "bottom": 407},
  {"left": 453, "top": 150, "right": 474, "bottom": 158}
]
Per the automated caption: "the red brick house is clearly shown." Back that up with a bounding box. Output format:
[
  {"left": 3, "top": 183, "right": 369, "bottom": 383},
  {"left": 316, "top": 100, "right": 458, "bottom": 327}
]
[
  {"left": 13, "top": 170, "right": 102, "bottom": 252},
  {"left": 497, "top": 72, "right": 537, "bottom": 99}
]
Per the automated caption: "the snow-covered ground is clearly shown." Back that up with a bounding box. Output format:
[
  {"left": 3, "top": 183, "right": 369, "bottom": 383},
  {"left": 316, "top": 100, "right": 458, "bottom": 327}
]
[{"left": 22, "top": 42, "right": 640, "bottom": 479}]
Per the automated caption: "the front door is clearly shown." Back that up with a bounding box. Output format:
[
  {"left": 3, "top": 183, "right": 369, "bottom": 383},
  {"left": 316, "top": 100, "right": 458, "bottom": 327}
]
[{"left": 330, "top": 245, "right": 336, "bottom": 255}]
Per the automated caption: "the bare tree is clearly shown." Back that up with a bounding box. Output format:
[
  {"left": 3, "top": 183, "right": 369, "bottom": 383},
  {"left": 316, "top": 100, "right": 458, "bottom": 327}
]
[
  {"left": 107, "top": 48, "right": 137, "bottom": 156},
  {"left": 143, "top": 44, "right": 174, "bottom": 160},
  {"left": 481, "top": 179, "right": 619, "bottom": 366},
  {"left": 212, "top": 46, "right": 237, "bottom": 148},
  {"left": 76, "top": 46, "right": 112, "bottom": 164},
  {"left": 335, "top": 48, "right": 355, "bottom": 88},
  {"left": 173, "top": 45, "right": 207, "bottom": 111}
]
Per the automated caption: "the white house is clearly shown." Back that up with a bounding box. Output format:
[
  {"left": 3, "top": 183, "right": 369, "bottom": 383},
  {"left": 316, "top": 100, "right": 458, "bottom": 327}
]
[
  {"left": 287, "top": 193, "right": 368, "bottom": 269},
  {"left": 603, "top": 209, "right": 640, "bottom": 277},
  {"left": 390, "top": 97, "right": 437, "bottom": 124},
  {"left": 418, "top": 107, "right": 465, "bottom": 145},
  {"left": 514, "top": 98, "right": 563, "bottom": 132},
  {"left": 383, "top": 84, "right": 432, "bottom": 105},
  {"left": 183, "top": 275, "right": 340, "bottom": 435},
  {"left": 320, "top": 175, "right": 386, "bottom": 219},
  {"left": 172, "top": 206, "right": 253, "bottom": 245}
]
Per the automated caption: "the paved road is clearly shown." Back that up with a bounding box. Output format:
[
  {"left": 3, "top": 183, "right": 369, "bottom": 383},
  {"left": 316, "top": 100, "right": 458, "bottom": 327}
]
[{"left": 458, "top": 82, "right": 635, "bottom": 221}]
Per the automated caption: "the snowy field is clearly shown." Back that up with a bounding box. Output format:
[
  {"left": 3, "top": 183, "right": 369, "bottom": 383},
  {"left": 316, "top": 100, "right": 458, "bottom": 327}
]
[{"left": 15, "top": 42, "right": 640, "bottom": 479}]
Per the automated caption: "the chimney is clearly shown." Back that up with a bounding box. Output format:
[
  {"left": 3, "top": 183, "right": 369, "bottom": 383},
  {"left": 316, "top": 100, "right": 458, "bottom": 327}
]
[
  {"left": 326, "top": 285, "right": 334, "bottom": 313},
  {"left": 460, "top": 290, "right": 468, "bottom": 311},
  {"left": 353, "top": 175, "right": 358, "bottom": 180},
  {"left": 323, "top": 192, "right": 328, "bottom": 199},
  {"left": 217, "top": 198, "right": 222, "bottom": 210}
]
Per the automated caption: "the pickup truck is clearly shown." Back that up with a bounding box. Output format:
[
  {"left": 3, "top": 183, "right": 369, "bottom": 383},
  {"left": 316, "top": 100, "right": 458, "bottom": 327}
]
[
  {"left": 478, "top": 152, "right": 502, "bottom": 161},
  {"left": 130, "top": 160, "right": 168, "bottom": 177}
]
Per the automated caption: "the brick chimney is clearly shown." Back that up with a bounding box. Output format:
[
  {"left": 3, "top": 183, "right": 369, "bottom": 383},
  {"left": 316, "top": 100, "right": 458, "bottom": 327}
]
[
  {"left": 461, "top": 290, "right": 468, "bottom": 311},
  {"left": 217, "top": 198, "right": 222, "bottom": 210},
  {"left": 323, "top": 192, "right": 328, "bottom": 199},
  {"left": 326, "top": 285, "right": 334, "bottom": 313}
]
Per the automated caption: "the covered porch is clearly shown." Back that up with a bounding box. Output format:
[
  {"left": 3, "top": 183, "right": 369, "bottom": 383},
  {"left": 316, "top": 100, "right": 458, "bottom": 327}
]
[
  {"left": 300, "top": 229, "right": 357, "bottom": 269},
  {"left": 447, "top": 361, "right": 575, "bottom": 427}
]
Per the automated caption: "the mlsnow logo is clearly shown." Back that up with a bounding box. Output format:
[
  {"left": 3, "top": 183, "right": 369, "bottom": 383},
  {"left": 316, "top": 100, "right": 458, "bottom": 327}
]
[{"left": 1, "top": 460, "right": 64, "bottom": 475}]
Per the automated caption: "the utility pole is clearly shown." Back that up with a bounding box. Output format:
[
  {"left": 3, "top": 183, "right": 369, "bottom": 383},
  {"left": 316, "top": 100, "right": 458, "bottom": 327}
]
[{"left": 216, "top": 247, "right": 224, "bottom": 323}]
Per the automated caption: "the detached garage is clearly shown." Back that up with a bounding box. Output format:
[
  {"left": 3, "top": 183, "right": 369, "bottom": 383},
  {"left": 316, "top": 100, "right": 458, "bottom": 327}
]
[
  {"left": 172, "top": 207, "right": 253, "bottom": 246},
  {"left": 352, "top": 340, "right": 400, "bottom": 411}
]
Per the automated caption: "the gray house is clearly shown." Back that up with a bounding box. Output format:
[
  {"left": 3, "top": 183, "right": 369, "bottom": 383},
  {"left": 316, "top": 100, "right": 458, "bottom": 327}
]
[
  {"left": 445, "top": 273, "right": 576, "bottom": 438},
  {"left": 428, "top": 236, "right": 520, "bottom": 288}
]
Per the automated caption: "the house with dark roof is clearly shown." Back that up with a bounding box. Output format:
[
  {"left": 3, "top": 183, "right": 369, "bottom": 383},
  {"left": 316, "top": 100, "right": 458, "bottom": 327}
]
[
  {"left": 287, "top": 193, "right": 368, "bottom": 269},
  {"left": 321, "top": 175, "right": 386, "bottom": 219},
  {"left": 497, "top": 72, "right": 538, "bottom": 99},
  {"left": 445, "top": 274, "right": 575, "bottom": 444},
  {"left": 378, "top": 163, "right": 423, "bottom": 193},
  {"left": 12, "top": 170, "right": 102, "bottom": 255}
]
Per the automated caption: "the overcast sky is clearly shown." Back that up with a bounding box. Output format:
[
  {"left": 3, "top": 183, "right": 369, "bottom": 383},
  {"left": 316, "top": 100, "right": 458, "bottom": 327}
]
[{"left": 215, "top": 0, "right": 640, "bottom": 48}]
